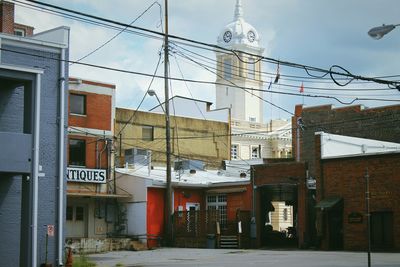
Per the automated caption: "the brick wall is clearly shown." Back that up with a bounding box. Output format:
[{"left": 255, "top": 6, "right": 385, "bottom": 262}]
[
  {"left": 294, "top": 104, "right": 400, "bottom": 180},
  {"left": 319, "top": 153, "right": 400, "bottom": 251},
  {"left": 68, "top": 91, "right": 112, "bottom": 131},
  {"left": 0, "top": 1, "right": 14, "bottom": 34},
  {"left": 253, "top": 161, "right": 308, "bottom": 247},
  {"left": 0, "top": 1, "right": 34, "bottom": 35}
]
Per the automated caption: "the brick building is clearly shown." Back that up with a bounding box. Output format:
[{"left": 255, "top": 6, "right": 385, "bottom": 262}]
[
  {"left": 0, "top": 0, "right": 34, "bottom": 36},
  {"left": 0, "top": 1, "right": 69, "bottom": 265},
  {"left": 253, "top": 161, "right": 308, "bottom": 248},
  {"left": 292, "top": 104, "right": 400, "bottom": 180},
  {"left": 66, "top": 77, "right": 132, "bottom": 252},
  {"left": 314, "top": 132, "right": 400, "bottom": 251}
]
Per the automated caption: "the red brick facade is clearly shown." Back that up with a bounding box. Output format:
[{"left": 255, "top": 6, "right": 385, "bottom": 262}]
[
  {"left": 69, "top": 90, "right": 113, "bottom": 132},
  {"left": 253, "top": 161, "right": 308, "bottom": 247},
  {"left": 316, "top": 133, "right": 400, "bottom": 251}
]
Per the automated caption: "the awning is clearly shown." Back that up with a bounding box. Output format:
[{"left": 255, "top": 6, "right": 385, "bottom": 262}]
[
  {"left": 67, "top": 192, "right": 132, "bottom": 199},
  {"left": 315, "top": 196, "right": 342, "bottom": 210},
  {"left": 206, "top": 187, "right": 247, "bottom": 194}
]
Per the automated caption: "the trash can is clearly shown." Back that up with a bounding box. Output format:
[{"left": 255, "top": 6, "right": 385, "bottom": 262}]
[{"left": 206, "top": 234, "right": 216, "bottom": 249}]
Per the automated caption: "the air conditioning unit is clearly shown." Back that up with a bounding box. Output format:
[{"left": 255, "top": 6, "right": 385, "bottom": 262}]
[{"left": 125, "top": 148, "right": 149, "bottom": 167}]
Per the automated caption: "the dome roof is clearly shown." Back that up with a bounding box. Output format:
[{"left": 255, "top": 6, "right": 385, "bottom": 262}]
[{"left": 217, "top": 0, "right": 261, "bottom": 49}]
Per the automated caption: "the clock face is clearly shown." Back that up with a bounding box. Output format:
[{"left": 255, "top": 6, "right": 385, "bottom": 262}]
[
  {"left": 247, "top": 31, "right": 255, "bottom": 42},
  {"left": 223, "top": 31, "right": 232, "bottom": 43}
]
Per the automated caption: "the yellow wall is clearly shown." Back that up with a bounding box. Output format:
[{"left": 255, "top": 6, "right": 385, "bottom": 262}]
[{"left": 115, "top": 108, "right": 231, "bottom": 169}]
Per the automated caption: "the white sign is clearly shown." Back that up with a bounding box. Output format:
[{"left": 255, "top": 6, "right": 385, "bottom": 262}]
[
  {"left": 47, "top": 225, "right": 55, "bottom": 237},
  {"left": 67, "top": 167, "right": 107, "bottom": 184}
]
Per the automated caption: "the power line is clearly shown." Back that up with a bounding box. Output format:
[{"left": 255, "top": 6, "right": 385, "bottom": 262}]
[
  {"left": 172, "top": 44, "right": 396, "bottom": 92},
  {"left": 115, "top": 48, "right": 163, "bottom": 136},
  {"left": 22, "top": 0, "right": 400, "bottom": 90},
  {"left": 71, "top": 1, "right": 162, "bottom": 64},
  {"left": 3, "top": 47, "right": 399, "bottom": 106}
]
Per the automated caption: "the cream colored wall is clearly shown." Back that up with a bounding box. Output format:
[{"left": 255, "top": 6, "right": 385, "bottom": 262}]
[
  {"left": 270, "top": 201, "right": 293, "bottom": 232},
  {"left": 115, "top": 109, "right": 231, "bottom": 169}
]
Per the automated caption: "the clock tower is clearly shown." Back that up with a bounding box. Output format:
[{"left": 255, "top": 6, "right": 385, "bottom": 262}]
[{"left": 216, "top": 0, "right": 264, "bottom": 123}]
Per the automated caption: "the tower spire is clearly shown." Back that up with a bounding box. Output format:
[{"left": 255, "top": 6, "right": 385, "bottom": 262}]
[{"left": 234, "top": 0, "right": 243, "bottom": 20}]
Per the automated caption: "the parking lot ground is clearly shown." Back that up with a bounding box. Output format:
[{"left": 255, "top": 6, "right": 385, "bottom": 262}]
[{"left": 88, "top": 248, "right": 400, "bottom": 267}]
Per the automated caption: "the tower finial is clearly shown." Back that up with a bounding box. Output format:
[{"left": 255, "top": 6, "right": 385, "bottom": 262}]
[{"left": 234, "top": 0, "right": 243, "bottom": 20}]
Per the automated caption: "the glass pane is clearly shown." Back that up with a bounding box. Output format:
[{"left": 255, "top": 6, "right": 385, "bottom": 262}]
[
  {"left": 70, "top": 94, "right": 86, "bottom": 115},
  {"left": 248, "top": 58, "right": 255, "bottom": 79},
  {"left": 142, "top": 126, "right": 154, "bottom": 141},
  {"left": 69, "top": 139, "right": 86, "bottom": 166},
  {"left": 224, "top": 59, "right": 232, "bottom": 80},
  {"left": 66, "top": 206, "right": 73, "bottom": 221},
  {"left": 75, "top": 206, "right": 84, "bottom": 221}
]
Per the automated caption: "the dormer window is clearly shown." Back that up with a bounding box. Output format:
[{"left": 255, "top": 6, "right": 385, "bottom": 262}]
[{"left": 14, "top": 29, "right": 25, "bottom": 37}]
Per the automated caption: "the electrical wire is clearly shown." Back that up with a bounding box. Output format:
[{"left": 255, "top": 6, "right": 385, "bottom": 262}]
[
  {"left": 71, "top": 1, "right": 162, "bottom": 64},
  {"left": 21, "top": 0, "right": 400, "bottom": 90},
  {"left": 3, "top": 47, "right": 399, "bottom": 106}
]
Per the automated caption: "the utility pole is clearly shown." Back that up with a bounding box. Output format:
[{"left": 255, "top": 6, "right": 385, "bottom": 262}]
[
  {"left": 365, "top": 168, "right": 371, "bottom": 267},
  {"left": 163, "top": 0, "right": 173, "bottom": 246}
]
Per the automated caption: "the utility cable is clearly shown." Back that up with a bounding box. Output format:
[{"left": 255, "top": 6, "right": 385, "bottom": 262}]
[{"left": 71, "top": 1, "right": 162, "bottom": 64}]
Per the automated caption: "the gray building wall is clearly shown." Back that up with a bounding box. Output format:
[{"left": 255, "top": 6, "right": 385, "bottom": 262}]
[{"left": 0, "top": 41, "right": 68, "bottom": 266}]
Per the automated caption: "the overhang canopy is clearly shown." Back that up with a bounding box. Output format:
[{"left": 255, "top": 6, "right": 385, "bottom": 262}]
[
  {"left": 315, "top": 196, "right": 342, "bottom": 210},
  {"left": 206, "top": 187, "right": 247, "bottom": 194},
  {"left": 67, "top": 192, "right": 132, "bottom": 199}
]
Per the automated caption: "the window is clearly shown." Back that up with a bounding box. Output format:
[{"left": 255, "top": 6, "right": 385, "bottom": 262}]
[
  {"left": 283, "top": 208, "right": 288, "bottom": 221},
  {"left": 70, "top": 94, "right": 86, "bottom": 115},
  {"left": 66, "top": 206, "right": 85, "bottom": 221},
  {"left": 207, "top": 194, "right": 227, "bottom": 228},
  {"left": 249, "top": 117, "right": 256, "bottom": 122},
  {"left": 223, "top": 58, "right": 232, "bottom": 80},
  {"left": 75, "top": 206, "right": 84, "bottom": 221},
  {"left": 66, "top": 206, "right": 73, "bottom": 221},
  {"left": 142, "top": 126, "right": 154, "bottom": 141},
  {"left": 251, "top": 146, "right": 260, "bottom": 159},
  {"left": 231, "top": 144, "right": 239, "bottom": 159},
  {"left": 247, "top": 57, "right": 255, "bottom": 79},
  {"left": 69, "top": 139, "right": 86, "bottom": 166},
  {"left": 14, "top": 29, "right": 25, "bottom": 37}
]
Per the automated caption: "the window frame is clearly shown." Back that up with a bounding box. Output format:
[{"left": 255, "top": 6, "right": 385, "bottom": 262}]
[
  {"left": 223, "top": 58, "right": 232, "bottom": 80},
  {"left": 247, "top": 57, "right": 255, "bottom": 79},
  {"left": 69, "top": 138, "right": 86, "bottom": 167},
  {"left": 142, "top": 125, "right": 154, "bottom": 141},
  {"left": 70, "top": 93, "right": 87, "bottom": 116}
]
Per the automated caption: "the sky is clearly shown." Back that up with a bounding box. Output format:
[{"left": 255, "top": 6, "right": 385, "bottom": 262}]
[{"left": 14, "top": 0, "right": 400, "bottom": 122}]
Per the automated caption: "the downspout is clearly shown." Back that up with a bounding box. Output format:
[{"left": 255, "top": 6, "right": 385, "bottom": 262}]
[
  {"left": 32, "top": 73, "right": 41, "bottom": 267},
  {"left": 57, "top": 47, "right": 66, "bottom": 266}
]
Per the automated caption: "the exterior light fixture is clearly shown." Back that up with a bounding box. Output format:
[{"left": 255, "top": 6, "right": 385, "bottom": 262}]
[{"left": 368, "top": 24, "right": 399, "bottom": 39}]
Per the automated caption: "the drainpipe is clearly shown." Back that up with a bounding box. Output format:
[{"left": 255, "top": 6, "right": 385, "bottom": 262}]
[
  {"left": 32, "top": 73, "right": 42, "bottom": 267},
  {"left": 57, "top": 47, "right": 66, "bottom": 266}
]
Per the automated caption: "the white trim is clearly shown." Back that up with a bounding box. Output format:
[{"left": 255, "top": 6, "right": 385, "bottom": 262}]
[
  {"left": 0, "top": 63, "right": 44, "bottom": 74},
  {"left": 0, "top": 31, "right": 68, "bottom": 48},
  {"left": 68, "top": 126, "right": 113, "bottom": 138},
  {"left": 32, "top": 73, "right": 42, "bottom": 267},
  {"left": 69, "top": 84, "right": 115, "bottom": 96}
]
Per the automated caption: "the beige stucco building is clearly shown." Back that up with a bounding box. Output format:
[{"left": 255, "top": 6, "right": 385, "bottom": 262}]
[{"left": 115, "top": 99, "right": 231, "bottom": 169}]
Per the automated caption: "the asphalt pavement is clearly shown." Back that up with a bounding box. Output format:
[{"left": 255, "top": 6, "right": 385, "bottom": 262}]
[{"left": 88, "top": 248, "right": 400, "bottom": 267}]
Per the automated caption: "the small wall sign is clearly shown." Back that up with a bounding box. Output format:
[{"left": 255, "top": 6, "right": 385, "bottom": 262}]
[{"left": 348, "top": 212, "right": 363, "bottom": 223}]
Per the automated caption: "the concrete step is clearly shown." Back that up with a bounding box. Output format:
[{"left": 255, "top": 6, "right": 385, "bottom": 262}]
[{"left": 130, "top": 240, "right": 148, "bottom": 251}]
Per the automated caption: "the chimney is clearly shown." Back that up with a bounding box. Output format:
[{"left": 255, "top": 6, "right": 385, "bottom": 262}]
[
  {"left": 0, "top": 1, "right": 34, "bottom": 36},
  {"left": 0, "top": 1, "right": 15, "bottom": 34}
]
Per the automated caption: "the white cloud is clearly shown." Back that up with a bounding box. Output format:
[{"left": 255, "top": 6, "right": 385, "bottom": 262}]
[{"left": 14, "top": 0, "right": 400, "bottom": 122}]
